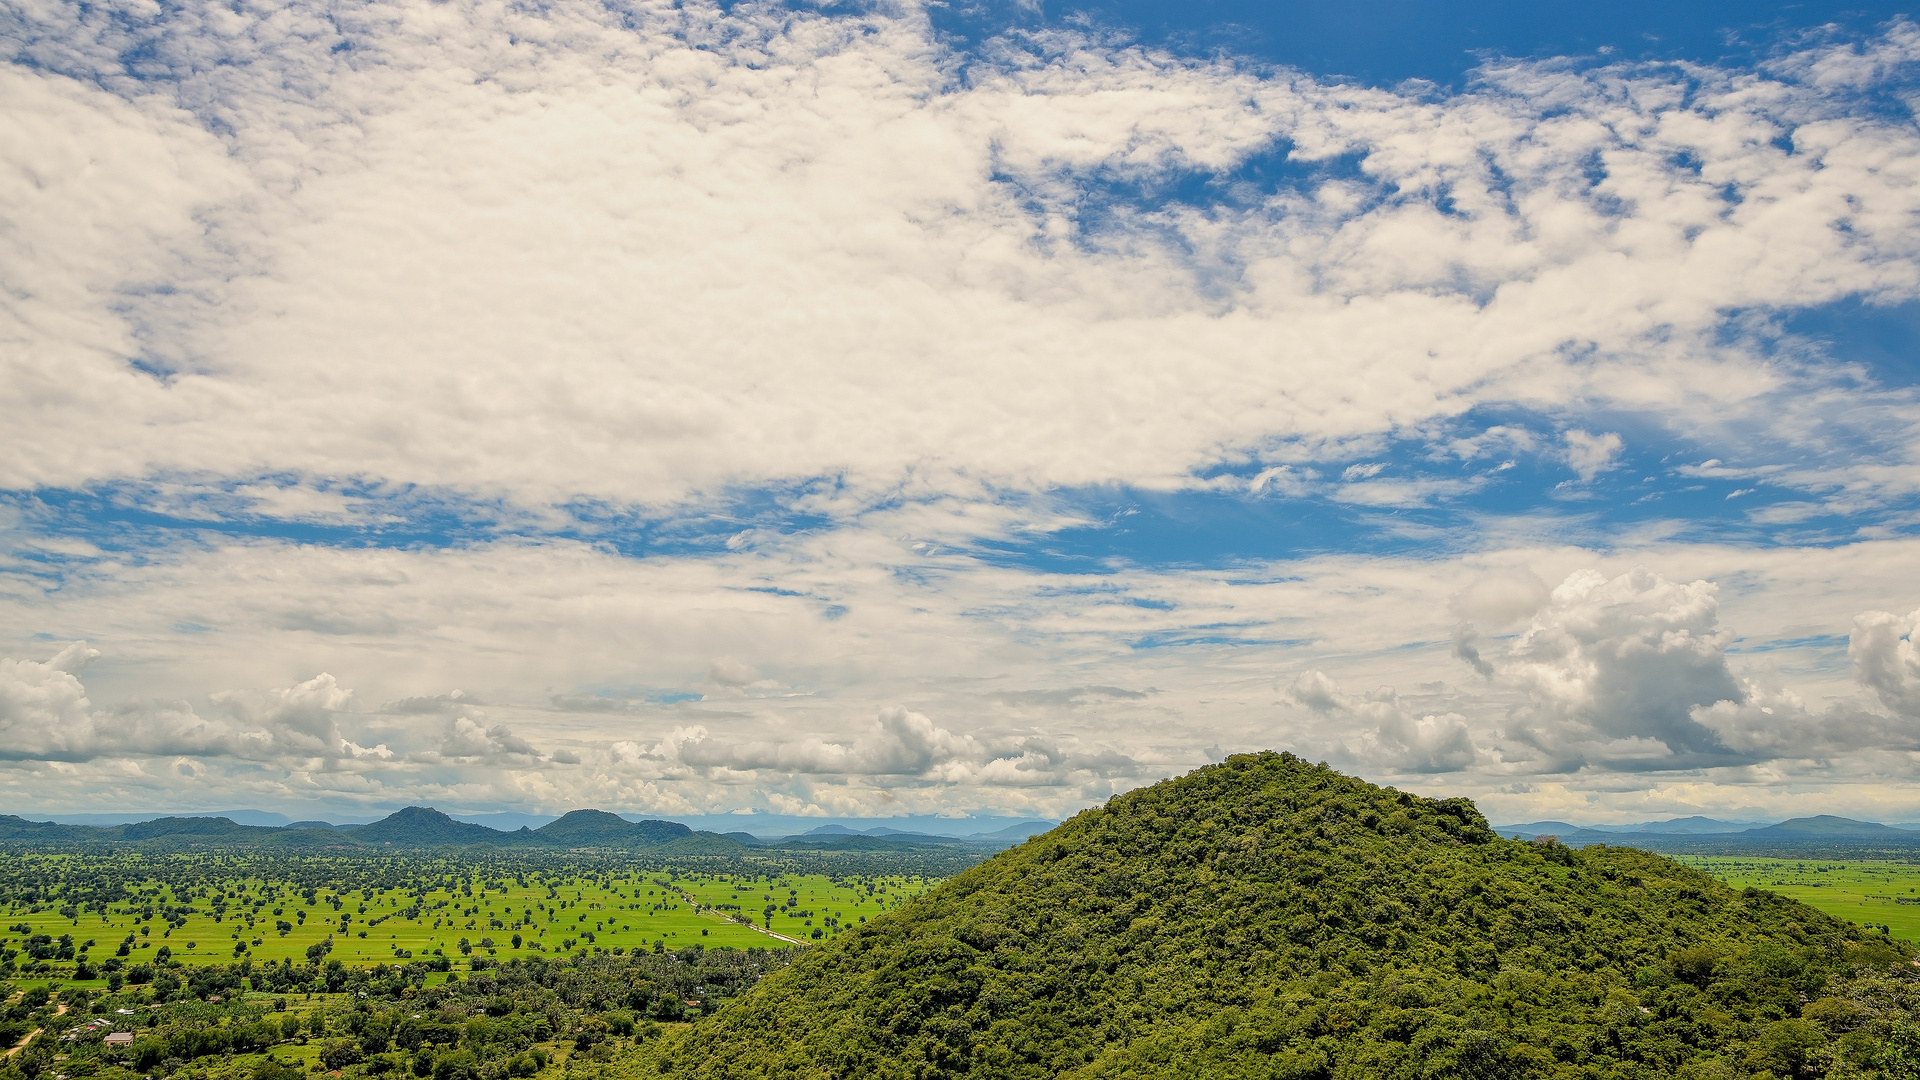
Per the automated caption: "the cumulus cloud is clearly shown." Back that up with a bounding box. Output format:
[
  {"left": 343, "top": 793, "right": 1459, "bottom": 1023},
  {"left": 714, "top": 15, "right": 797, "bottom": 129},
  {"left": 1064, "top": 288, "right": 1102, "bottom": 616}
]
[
  {"left": 0, "top": 644, "right": 267, "bottom": 761},
  {"left": 1455, "top": 568, "right": 1749, "bottom": 766},
  {"left": 438, "top": 716, "right": 540, "bottom": 762},
  {"left": 1684, "top": 682, "right": 1911, "bottom": 759},
  {"left": 1290, "top": 671, "right": 1477, "bottom": 773},
  {"left": 211, "top": 672, "right": 380, "bottom": 759},
  {"left": 0, "top": 644, "right": 101, "bottom": 760},
  {"left": 0, "top": 651, "right": 399, "bottom": 765},
  {"left": 1447, "top": 568, "right": 1920, "bottom": 769},
  {"left": 1851, "top": 607, "right": 1920, "bottom": 718}
]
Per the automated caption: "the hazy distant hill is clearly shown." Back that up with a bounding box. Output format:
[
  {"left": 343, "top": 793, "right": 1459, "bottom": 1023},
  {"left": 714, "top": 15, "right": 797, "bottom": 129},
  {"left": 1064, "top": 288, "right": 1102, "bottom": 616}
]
[
  {"left": 1494, "top": 814, "right": 1920, "bottom": 854},
  {"left": 118, "top": 816, "right": 266, "bottom": 840},
  {"left": 8, "top": 800, "right": 1915, "bottom": 858},
  {"left": 649, "top": 752, "right": 1912, "bottom": 1079},
  {"left": 768, "top": 820, "right": 1056, "bottom": 848},
  {"left": 1625, "top": 815, "right": 1766, "bottom": 834},
  {"left": 534, "top": 809, "right": 694, "bottom": 847},
  {"left": 0, "top": 805, "right": 773, "bottom": 854},
  {"left": 348, "top": 806, "right": 531, "bottom": 846},
  {"left": 0, "top": 800, "right": 1056, "bottom": 858},
  {"left": 1745, "top": 815, "right": 1917, "bottom": 838},
  {"left": 0, "top": 815, "right": 100, "bottom": 844}
]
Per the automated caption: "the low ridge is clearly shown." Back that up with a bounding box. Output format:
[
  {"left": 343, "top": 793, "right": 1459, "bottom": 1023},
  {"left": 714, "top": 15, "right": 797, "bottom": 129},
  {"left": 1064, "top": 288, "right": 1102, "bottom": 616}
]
[
  {"left": 534, "top": 809, "right": 696, "bottom": 847},
  {"left": 349, "top": 806, "right": 520, "bottom": 845},
  {"left": 1749, "top": 815, "right": 1914, "bottom": 838},
  {"left": 650, "top": 752, "right": 1915, "bottom": 1079}
]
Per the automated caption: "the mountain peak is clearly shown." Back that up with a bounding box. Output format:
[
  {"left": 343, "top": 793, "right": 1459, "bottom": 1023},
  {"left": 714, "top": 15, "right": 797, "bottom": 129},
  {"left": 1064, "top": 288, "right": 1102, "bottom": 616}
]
[{"left": 352, "top": 806, "right": 508, "bottom": 845}]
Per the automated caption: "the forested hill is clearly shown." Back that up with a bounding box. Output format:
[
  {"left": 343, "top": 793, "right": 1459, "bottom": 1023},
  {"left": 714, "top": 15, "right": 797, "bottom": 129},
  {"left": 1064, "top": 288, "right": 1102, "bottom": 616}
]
[{"left": 640, "top": 752, "right": 1919, "bottom": 1079}]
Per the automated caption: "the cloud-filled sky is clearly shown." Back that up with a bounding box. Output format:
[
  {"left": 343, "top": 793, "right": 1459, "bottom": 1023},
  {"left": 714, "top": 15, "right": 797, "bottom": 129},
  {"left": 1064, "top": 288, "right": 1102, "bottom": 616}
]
[{"left": 5, "top": 0, "right": 1920, "bottom": 826}]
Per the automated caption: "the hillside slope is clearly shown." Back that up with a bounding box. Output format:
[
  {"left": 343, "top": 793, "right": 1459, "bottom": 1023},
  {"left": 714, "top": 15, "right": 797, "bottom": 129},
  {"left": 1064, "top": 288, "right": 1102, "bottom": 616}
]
[{"left": 648, "top": 752, "right": 1916, "bottom": 1079}]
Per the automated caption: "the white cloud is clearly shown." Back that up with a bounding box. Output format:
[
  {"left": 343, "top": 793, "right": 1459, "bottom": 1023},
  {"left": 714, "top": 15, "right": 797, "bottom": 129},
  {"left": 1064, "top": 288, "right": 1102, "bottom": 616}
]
[
  {"left": 0, "top": 643, "right": 99, "bottom": 760},
  {"left": 1852, "top": 606, "right": 1920, "bottom": 718},
  {"left": 2, "top": 533, "right": 1919, "bottom": 819},
  {"left": 654, "top": 706, "right": 1139, "bottom": 787},
  {"left": 0, "top": 644, "right": 269, "bottom": 762},
  {"left": 1, "top": 4, "right": 1919, "bottom": 517},
  {"left": 1562, "top": 430, "right": 1624, "bottom": 482},
  {"left": 1449, "top": 569, "right": 1551, "bottom": 630},
  {"left": 1456, "top": 567, "right": 1748, "bottom": 765},
  {"left": 211, "top": 672, "right": 359, "bottom": 758},
  {"left": 1290, "top": 671, "right": 1477, "bottom": 774},
  {"left": 438, "top": 716, "right": 539, "bottom": 762},
  {"left": 0, "top": 652, "right": 409, "bottom": 767},
  {"left": 1443, "top": 565, "right": 1920, "bottom": 773},
  {"left": 382, "top": 689, "right": 477, "bottom": 715}
]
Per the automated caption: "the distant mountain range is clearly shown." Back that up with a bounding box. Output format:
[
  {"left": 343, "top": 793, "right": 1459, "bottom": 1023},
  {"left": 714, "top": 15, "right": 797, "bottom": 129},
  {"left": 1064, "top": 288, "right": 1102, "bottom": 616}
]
[
  {"left": 18, "top": 804, "right": 1920, "bottom": 856},
  {"left": 765, "top": 821, "right": 1055, "bottom": 846},
  {"left": 1493, "top": 814, "right": 1920, "bottom": 853},
  {"left": 0, "top": 806, "right": 1056, "bottom": 854}
]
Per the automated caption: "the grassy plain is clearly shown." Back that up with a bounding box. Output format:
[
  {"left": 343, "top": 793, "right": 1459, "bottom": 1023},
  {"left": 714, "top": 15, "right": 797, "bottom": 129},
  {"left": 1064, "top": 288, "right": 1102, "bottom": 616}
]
[
  {"left": 2, "top": 863, "right": 933, "bottom": 981},
  {"left": 1678, "top": 855, "right": 1920, "bottom": 941}
]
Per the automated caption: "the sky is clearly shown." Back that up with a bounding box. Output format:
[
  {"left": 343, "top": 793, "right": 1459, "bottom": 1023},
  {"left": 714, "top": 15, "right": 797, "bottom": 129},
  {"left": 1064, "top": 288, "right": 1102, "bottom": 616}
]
[{"left": 5, "top": 0, "right": 1920, "bottom": 828}]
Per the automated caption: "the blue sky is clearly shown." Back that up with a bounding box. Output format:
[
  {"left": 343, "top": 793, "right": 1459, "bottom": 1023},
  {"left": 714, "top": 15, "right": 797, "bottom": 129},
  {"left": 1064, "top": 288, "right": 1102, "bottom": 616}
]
[
  {"left": 937, "top": 0, "right": 1916, "bottom": 85},
  {"left": 3, "top": 0, "right": 1920, "bottom": 826}
]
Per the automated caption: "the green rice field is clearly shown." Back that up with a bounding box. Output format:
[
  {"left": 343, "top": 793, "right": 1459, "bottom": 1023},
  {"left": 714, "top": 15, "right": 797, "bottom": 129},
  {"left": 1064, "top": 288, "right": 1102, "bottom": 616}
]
[{"left": 1679, "top": 855, "right": 1920, "bottom": 941}]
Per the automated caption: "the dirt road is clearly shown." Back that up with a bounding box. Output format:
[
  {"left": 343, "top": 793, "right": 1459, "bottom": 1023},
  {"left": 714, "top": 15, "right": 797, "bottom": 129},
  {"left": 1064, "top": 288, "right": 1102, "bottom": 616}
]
[{"left": 4, "top": 1002, "right": 68, "bottom": 1059}]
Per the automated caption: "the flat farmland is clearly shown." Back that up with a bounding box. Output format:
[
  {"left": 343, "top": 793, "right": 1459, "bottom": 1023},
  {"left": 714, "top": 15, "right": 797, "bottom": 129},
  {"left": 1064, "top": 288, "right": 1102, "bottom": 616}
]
[
  {"left": 1, "top": 859, "right": 936, "bottom": 980},
  {"left": 1678, "top": 855, "right": 1920, "bottom": 941}
]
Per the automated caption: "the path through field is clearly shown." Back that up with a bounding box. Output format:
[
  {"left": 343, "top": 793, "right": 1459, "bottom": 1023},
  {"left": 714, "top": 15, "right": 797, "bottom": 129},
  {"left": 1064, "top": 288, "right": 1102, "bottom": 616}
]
[
  {"left": 4, "top": 1002, "right": 67, "bottom": 1059},
  {"left": 677, "top": 889, "right": 808, "bottom": 947}
]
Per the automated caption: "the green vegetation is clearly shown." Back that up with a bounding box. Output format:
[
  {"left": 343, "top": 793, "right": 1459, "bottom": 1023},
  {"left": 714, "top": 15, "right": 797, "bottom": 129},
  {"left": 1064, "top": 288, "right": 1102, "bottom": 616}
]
[
  {"left": 1680, "top": 857, "right": 1920, "bottom": 943},
  {"left": 641, "top": 753, "right": 1920, "bottom": 1079},
  {"left": 0, "top": 856, "right": 935, "bottom": 980},
  {"left": 0, "top": 946, "right": 792, "bottom": 1080},
  {"left": 0, "top": 854, "right": 942, "bottom": 1080}
]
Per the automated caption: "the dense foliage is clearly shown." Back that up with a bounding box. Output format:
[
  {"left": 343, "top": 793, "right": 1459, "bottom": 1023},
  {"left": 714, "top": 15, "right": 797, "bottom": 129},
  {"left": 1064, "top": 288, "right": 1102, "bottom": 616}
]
[
  {"left": 645, "top": 752, "right": 1920, "bottom": 1079},
  {"left": 0, "top": 948, "right": 796, "bottom": 1080}
]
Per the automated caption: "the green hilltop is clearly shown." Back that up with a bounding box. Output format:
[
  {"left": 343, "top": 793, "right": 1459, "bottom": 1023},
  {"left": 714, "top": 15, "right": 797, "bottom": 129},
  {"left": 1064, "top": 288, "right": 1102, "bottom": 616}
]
[{"left": 635, "top": 752, "right": 1920, "bottom": 1079}]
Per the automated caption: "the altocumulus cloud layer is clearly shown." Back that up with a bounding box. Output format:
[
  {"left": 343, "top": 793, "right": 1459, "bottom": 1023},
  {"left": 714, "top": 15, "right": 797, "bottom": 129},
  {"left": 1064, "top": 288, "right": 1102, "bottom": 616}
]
[{"left": 3, "top": 0, "right": 1920, "bottom": 822}]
